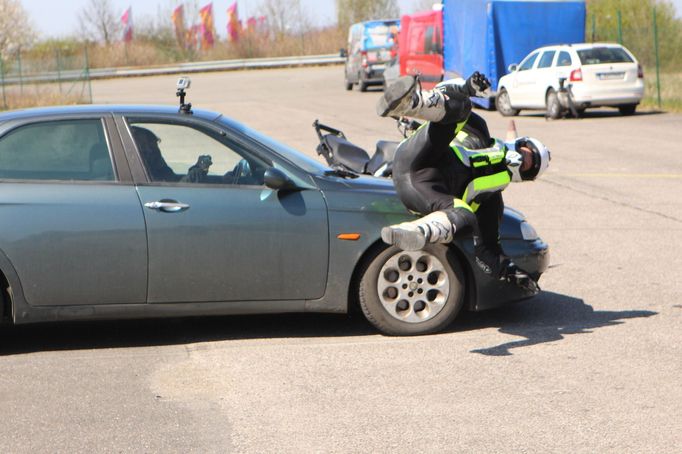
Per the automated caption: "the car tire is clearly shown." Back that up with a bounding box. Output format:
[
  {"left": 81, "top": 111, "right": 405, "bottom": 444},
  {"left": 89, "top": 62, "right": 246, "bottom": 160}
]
[
  {"left": 0, "top": 284, "right": 11, "bottom": 322},
  {"left": 618, "top": 104, "right": 637, "bottom": 116},
  {"left": 546, "top": 90, "right": 562, "bottom": 120},
  {"left": 358, "top": 244, "right": 466, "bottom": 336},
  {"left": 359, "top": 73, "right": 369, "bottom": 92},
  {"left": 496, "top": 89, "right": 520, "bottom": 117}
]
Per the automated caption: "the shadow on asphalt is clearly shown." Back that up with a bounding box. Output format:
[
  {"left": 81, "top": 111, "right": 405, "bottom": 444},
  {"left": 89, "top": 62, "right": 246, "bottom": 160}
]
[
  {"left": 0, "top": 291, "right": 656, "bottom": 356},
  {"left": 456, "top": 291, "right": 657, "bottom": 356}
]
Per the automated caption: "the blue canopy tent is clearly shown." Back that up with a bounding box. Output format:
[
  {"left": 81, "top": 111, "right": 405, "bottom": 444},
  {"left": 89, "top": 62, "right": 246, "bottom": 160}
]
[{"left": 443, "top": 0, "right": 586, "bottom": 107}]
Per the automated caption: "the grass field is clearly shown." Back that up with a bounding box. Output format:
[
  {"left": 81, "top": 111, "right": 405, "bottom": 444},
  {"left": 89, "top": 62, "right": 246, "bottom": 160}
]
[
  {"left": 641, "top": 69, "right": 682, "bottom": 112},
  {"left": 0, "top": 86, "right": 86, "bottom": 111}
]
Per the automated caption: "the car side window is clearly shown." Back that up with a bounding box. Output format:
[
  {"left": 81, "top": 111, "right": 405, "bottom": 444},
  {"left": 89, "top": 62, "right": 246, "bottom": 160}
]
[
  {"left": 537, "top": 51, "right": 556, "bottom": 69},
  {"left": 128, "top": 120, "right": 271, "bottom": 186},
  {"left": 0, "top": 119, "right": 114, "bottom": 181},
  {"left": 518, "top": 52, "right": 539, "bottom": 71},
  {"left": 556, "top": 51, "right": 573, "bottom": 67}
]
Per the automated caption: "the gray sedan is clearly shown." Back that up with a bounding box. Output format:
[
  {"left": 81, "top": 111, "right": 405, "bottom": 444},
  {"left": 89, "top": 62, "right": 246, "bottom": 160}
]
[{"left": 0, "top": 105, "right": 548, "bottom": 335}]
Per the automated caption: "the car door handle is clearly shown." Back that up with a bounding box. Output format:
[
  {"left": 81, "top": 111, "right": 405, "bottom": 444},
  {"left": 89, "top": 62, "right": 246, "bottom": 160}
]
[{"left": 144, "top": 200, "right": 190, "bottom": 213}]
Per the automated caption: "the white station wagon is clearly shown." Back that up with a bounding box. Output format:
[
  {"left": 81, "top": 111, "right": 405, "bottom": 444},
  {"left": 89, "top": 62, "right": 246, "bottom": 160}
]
[{"left": 496, "top": 43, "right": 644, "bottom": 118}]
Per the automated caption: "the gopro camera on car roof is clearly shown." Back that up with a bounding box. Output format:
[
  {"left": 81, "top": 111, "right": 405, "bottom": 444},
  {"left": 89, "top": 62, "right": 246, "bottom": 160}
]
[
  {"left": 177, "top": 77, "right": 191, "bottom": 90},
  {"left": 176, "top": 76, "right": 192, "bottom": 114}
]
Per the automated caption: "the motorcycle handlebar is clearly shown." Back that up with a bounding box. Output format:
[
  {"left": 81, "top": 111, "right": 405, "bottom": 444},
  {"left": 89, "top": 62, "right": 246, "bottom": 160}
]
[{"left": 313, "top": 119, "right": 346, "bottom": 141}]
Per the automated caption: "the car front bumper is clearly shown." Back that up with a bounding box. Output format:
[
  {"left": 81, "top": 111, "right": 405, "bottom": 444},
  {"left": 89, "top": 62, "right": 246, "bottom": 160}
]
[{"left": 460, "top": 238, "right": 550, "bottom": 312}]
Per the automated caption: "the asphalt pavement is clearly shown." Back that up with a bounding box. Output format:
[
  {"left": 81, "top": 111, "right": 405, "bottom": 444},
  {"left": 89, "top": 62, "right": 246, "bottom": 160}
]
[{"left": 1, "top": 66, "right": 680, "bottom": 453}]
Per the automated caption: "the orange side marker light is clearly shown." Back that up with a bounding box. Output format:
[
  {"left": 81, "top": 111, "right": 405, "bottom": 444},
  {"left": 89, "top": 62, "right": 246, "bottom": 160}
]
[{"left": 337, "top": 233, "right": 362, "bottom": 241}]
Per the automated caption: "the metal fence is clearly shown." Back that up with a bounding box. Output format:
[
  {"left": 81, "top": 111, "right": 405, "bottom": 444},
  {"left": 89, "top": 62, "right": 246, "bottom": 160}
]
[
  {"left": 0, "top": 48, "right": 93, "bottom": 111},
  {"left": 588, "top": 5, "right": 682, "bottom": 109}
]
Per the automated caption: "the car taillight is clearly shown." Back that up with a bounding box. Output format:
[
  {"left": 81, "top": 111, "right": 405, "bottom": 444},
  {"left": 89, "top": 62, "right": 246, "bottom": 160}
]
[
  {"left": 638, "top": 64, "right": 644, "bottom": 79},
  {"left": 361, "top": 51, "right": 368, "bottom": 68},
  {"left": 570, "top": 68, "right": 583, "bottom": 82}
]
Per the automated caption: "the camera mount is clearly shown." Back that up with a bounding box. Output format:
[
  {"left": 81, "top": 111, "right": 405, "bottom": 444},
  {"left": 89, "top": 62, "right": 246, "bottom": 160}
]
[{"left": 176, "top": 77, "right": 193, "bottom": 114}]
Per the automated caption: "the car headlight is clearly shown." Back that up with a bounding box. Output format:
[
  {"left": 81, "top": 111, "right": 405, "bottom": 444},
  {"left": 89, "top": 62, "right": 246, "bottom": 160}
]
[{"left": 520, "top": 221, "right": 539, "bottom": 240}]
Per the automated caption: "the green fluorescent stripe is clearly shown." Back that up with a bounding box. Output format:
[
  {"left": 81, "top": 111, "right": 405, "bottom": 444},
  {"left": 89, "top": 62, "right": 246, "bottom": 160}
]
[
  {"left": 453, "top": 198, "right": 473, "bottom": 212},
  {"left": 450, "top": 144, "right": 464, "bottom": 163},
  {"left": 473, "top": 172, "right": 511, "bottom": 191}
]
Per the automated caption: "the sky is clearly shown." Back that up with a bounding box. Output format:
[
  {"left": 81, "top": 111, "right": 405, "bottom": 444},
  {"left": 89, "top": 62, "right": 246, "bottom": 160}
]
[
  {"left": 20, "top": 0, "right": 418, "bottom": 39},
  {"left": 18, "top": 0, "right": 682, "bottom": 40}
]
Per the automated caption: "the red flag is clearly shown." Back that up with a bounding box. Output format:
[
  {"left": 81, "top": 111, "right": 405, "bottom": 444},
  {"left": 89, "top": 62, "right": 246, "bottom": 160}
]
[
  {"left": 246, "top": 17, "right": 257, "bottom": 32},
  {"left": 226, "top": 1, "right": 241, "bottom": 42},
  {"left": 199, "top": 3, "right": 215, "bottom": 49},
  {"left": 172, "top": 5, "right": 185, "bottom": 46},
  {"left": 121, "top": 7, "right": 133, "bottom": 43},
  {"left": 187, "top": 24, "right": 200, "bottom": 50}
]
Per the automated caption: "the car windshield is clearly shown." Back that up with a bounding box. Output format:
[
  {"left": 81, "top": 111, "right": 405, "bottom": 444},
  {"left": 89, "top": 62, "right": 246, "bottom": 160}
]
[
  {"left": 217, "top": 118, "right": 329, "bottom": 174},
  {"left": 577, "top": 47, "right": 634, "bottom": 65}
]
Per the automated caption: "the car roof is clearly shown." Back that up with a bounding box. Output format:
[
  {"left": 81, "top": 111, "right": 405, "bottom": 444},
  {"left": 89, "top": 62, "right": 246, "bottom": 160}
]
[
  {"left": 0, "top": 104, "right": 223, "bottom": 122},
  {"left": 533, "top": 42, "right": 626, "bottom": 53}
]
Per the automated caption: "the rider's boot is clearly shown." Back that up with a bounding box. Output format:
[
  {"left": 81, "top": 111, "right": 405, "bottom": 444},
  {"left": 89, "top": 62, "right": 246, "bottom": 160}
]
[
  {"left": 474, "top": 245, "right": 541, "bottom": 294},
  {"left": 376, "top": 76, "right": 447, "bottom": 122},
  {"left": 381, "top": 211, "right": 454, "bottom": 251}
]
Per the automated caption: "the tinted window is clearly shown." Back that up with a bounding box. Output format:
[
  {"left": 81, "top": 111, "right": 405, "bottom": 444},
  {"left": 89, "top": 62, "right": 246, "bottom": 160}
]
[
  {"left": 518, "top": 52, "right": 539, "bottom": 71},
  {"left": 537, "top": 51, "right": 556, "bottom": 69},
  {"left": 556, "top": 51, "right": 573, "bottom": 67},
  {"left": 128, "top": 120, "right": 270, "bottom": 185},
  {"left": 577, "top": 47, "right": 634, "bottom": 65},
  {"left": 0, "top": 119, "right": 114, "bottom": 181}
]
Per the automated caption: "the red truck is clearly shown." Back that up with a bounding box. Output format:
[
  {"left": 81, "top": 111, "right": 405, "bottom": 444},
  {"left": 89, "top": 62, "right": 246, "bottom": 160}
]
[{"left": 398, "top": 8, "right": 443, "bottom": 89}]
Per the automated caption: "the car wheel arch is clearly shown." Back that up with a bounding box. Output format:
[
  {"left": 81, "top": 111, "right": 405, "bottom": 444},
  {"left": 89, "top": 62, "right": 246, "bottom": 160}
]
[
  {"left": 0, "top": 249, "right": 25, "bottom": 324},
  {"left": 347, "top": 239, "right": 387, "bottom": 315},
  {"left": 347, "top": 239, "right": 477, "bottom": 316}
]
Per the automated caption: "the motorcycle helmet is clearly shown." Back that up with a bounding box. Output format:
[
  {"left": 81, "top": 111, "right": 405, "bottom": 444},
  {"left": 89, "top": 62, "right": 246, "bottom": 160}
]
[{"left": 505, "top": 137, "right": 550, "bottom": 182}]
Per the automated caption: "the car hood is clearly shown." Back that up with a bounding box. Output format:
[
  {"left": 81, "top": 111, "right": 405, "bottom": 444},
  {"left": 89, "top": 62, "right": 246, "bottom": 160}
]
[
  {"left": 314, "top": 173, "right": 533, "bottom": 240},
  {"left": 314, "top": 174, "right": 411, "bottom": 215}
]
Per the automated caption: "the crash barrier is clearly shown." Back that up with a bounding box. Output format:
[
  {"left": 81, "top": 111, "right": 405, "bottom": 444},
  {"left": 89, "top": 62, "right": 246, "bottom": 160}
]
[{"left": 0, "top": 52, "right": 344, "bottom": 111}]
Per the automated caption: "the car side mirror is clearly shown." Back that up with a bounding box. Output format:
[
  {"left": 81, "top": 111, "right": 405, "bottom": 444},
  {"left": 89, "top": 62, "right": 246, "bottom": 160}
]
[
  {"left": 339, "top": 48, "right": 348, "bottom": 58},
  {"left": 508, "top": 64, "right": 518, "bottom": 73},
  {"left": 264, "top": 168, "right": 299, "bottom": 191}
]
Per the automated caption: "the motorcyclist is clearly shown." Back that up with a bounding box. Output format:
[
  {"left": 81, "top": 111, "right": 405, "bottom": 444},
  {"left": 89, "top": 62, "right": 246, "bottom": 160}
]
[{"left": 377, "top": 74, "right": 550, "bottom": 291}]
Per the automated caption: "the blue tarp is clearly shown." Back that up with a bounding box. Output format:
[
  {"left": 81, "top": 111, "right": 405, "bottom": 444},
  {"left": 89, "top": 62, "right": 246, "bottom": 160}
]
[{"left": 443, "top": 0, "right": 586, "bottom": 91}]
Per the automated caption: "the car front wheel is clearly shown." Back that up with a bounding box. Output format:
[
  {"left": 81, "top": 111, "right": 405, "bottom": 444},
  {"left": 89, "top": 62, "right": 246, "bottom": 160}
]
[
  {"left": 496, "top": 89, "right": 520, "bottom": 117},
  {"left": 358, "top": 245, "right": 465, "bottom": 336}
]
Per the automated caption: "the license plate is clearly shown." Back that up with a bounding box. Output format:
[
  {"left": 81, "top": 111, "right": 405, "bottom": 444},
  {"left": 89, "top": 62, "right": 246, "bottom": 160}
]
[{"left": 598, "top": 72, "right": 625, "bottom": 80}]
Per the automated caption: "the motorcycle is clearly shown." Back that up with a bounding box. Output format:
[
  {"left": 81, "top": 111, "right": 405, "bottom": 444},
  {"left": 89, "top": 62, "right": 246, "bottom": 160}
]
[
  {"left": 313, "top": 118, "right": 414, "bottom": 178},
  {"left": 314, "top": 113, "right": 492, "bottom": 178}
]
